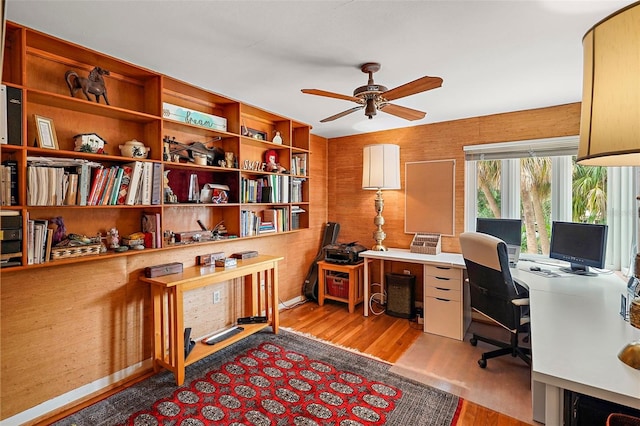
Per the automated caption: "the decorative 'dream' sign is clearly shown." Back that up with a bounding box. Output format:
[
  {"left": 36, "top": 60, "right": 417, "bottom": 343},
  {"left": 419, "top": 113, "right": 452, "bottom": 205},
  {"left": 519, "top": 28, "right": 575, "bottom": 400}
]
[{"left": 162, "top": 103, "right": 227, "bottom": 132}]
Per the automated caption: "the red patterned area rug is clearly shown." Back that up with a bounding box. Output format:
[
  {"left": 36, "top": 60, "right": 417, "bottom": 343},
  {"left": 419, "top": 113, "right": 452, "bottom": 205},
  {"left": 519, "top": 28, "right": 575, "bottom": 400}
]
[{"left": 54, "top": 329, "right": 462, "bottom": 425}]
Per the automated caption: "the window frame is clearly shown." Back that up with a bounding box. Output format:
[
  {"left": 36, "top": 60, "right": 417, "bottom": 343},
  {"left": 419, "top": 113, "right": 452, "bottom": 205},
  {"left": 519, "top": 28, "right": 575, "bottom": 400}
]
[{"left": 464, "top": 136, "right": 638, "bottom": 273}]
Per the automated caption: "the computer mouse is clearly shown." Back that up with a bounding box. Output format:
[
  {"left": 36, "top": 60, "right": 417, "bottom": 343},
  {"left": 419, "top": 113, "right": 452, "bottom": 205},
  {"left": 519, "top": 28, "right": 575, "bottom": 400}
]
[{"left": 530, "top": 266, "right": 541, "bottom": 271}]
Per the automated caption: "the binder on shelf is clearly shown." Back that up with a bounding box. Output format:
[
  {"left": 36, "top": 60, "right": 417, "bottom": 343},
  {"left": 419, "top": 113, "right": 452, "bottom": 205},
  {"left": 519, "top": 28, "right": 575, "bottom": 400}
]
[
  {"left": 0, "top": 85, "right": 22, "bottom": 146},
  {"left": 6, "top": 86, "right": 22, "bottom": 147}
]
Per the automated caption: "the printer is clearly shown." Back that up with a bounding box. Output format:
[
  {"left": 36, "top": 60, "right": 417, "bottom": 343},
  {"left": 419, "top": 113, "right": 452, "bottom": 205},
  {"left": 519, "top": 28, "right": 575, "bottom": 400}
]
[{"left": 324, "top": 242, "right": 367, "bottom": 265}]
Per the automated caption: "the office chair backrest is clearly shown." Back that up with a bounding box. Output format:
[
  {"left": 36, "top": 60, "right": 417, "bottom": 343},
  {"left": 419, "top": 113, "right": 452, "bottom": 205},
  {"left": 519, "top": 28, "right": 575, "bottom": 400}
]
[{"left": 460, "top": 232, "right": 524, "bottom": 332}]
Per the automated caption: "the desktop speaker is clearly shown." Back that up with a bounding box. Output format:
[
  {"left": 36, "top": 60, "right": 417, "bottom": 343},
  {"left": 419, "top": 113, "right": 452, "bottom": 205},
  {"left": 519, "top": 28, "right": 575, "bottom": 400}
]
[{"left": 386, "top": 273, "right": 416, "bottom": 318}]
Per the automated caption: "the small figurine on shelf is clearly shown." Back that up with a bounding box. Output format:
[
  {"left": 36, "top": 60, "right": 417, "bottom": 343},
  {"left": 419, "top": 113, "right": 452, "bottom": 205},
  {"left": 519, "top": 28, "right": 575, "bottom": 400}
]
[
  {"left": 225, "top": 151, "right": 235, "bottom": 168},
  {"left": 51, "top": 216, "right": 67, "bottom": 246},
  {"left": 164, "top": 170, "right": 178, "bottom": 203},
  {"left": 96, "top": 232, "right": 108, "bottom": 253},
  {"left": 64, "top": 66, "right": 110, "bottom": 105},
  {"left": 109, "top": 228, "right": 120, "bottom": 249},
  {"left": 264, "top": 149, "right": 286, "bottom": 173},
  {"left": 272, "top": 131, "right": 283, "bottom": 145}
]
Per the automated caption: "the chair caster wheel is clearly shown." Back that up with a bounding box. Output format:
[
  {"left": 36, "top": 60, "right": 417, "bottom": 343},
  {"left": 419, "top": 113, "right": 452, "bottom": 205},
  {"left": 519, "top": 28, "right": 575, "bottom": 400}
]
[
  {"left": 470, "top": 337, "right": 478, "bottom": 346},
  {"left": 478, "top": 359, "right": 487, "bottom": 368}
]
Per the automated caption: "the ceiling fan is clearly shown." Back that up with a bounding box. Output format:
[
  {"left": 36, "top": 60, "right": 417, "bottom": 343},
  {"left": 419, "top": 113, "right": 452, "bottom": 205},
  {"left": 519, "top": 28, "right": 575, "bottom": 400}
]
[{"left": 301, "top": 62, "right": 443, "bottom": 123}]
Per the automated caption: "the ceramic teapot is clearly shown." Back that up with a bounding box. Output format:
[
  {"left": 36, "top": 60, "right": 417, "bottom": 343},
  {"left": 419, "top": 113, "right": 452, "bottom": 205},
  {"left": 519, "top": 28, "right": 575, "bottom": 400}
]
[{"left": 119, "top": 139, "right": 150, "bottom": 158}]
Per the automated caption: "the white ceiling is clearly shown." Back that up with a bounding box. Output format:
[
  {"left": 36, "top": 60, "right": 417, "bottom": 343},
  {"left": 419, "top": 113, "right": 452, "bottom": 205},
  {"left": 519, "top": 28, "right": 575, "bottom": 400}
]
[{"left": 5, "top": 0, "right": 635, "bottom": 139}]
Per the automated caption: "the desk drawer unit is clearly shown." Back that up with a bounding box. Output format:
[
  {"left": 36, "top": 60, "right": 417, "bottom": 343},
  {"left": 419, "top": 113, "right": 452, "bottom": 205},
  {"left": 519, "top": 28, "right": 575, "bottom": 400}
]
[{"left": 423, "top": 265, "right": 465, "bottom": 340}]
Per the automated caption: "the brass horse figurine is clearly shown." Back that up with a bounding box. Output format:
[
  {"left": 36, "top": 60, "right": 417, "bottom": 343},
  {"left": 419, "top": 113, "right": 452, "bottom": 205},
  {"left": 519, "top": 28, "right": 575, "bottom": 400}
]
[{"left": 65, "top": 66, "right": 110, "bottom": 105}]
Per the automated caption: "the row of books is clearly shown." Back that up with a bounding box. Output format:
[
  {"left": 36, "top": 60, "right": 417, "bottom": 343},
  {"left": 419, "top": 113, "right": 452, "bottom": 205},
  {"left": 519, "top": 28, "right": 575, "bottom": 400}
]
[
  {"left": 0, "top": 160, "right": 18, "bottom": 206},
  {"left": 240, "top": 207, "right": 290, "bottom": 237},
  {"left": 290, "top": 177, "right": 306, "bottom": 203},
  {"left": 86, "top": 162, "right": 162, "bottom": 206},
  {"left": 241, "top": 174, "right": 294, "bottom": 204},
  {"left": 26, "top": 217, "right": 53, "bottom": 265},
  {"left": 25, "top": 159, "right": 162, "bottom": 207},
  {"left": 291, "top": 153, "right": 308, "bottom": 176}
]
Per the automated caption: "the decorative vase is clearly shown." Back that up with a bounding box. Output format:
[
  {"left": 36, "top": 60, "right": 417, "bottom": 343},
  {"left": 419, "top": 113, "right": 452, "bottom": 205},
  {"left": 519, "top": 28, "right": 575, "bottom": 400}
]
[{"left": 119, "top": 139, "right": 150, "bottom": 158}]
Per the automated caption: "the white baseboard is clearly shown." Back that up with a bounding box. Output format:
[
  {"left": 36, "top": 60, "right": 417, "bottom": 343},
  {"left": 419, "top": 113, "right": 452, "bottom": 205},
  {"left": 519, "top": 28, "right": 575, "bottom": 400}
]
[{"left": 1, "top": 359, "right": 152, "bottom": 426}]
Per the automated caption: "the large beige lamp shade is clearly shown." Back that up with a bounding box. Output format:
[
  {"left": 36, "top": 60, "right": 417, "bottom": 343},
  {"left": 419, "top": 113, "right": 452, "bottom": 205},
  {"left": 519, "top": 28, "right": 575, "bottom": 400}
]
[
  {"left": 578, "top": 1, "right": 640, "bottom": 370},
  {"left": 578, "top": 2, "right": 640, "bottom": 166},
  {"left": 362, "top": 144, "right": 401, "bottom": 251}
]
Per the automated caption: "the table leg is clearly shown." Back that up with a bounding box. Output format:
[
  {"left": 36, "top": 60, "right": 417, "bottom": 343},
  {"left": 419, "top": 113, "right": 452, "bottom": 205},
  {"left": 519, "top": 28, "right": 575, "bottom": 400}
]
[
  {"left": 348, "top": 268, "right": 356, "bottom": 313},
  {"left": 544, "top": 384, "right": 562, "bottom": 426},
  {"left": 173, "top": 286, "right": 185, "bottom": 386},
  {"left": 363, "top": 260, "right": 370, "bottom": 316},
  {"left": 271, "top": 263, "right": 279, "bottom": 334},
  {"left": 151, "top": 285, "right": 162, "bottom": 373},
  {"left": 318, "top": 263, "right": 326, "bottom": 307}
]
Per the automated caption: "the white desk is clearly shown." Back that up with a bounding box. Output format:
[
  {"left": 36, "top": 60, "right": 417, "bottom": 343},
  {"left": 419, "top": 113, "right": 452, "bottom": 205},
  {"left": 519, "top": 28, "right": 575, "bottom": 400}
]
[
  {"left": 360, "top": 249, "right": 470, "bottom": 341},
  {"left": 512, "top": 261, "right": 640, "bottom": 424}
]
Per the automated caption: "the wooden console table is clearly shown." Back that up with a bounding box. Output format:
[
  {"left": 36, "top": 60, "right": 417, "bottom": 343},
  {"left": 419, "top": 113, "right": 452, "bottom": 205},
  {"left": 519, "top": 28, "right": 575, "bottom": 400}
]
[{"left": 140, "top": 255, "right": 283, "bottom": 385}]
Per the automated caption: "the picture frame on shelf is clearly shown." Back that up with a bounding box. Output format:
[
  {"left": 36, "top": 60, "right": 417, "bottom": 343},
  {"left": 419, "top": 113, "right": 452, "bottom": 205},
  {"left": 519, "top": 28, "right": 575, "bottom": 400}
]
[
  {"left": 246, "top": 127, "right": 267, "bottom": 141},
  {"left": 34, "top": 115, "right": 59, "bottom": 150}
]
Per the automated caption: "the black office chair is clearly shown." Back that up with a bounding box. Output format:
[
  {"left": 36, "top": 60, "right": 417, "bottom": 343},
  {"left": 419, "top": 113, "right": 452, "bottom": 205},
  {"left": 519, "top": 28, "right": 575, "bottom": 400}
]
[{"left": 459, "top": 232, "right": 531, "bottom": 368}]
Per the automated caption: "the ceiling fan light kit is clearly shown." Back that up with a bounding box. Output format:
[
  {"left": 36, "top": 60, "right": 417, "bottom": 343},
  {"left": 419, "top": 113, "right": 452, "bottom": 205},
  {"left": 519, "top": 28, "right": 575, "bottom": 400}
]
[{"left": 302, "top": 62, "right": 442, "bottom": 123}]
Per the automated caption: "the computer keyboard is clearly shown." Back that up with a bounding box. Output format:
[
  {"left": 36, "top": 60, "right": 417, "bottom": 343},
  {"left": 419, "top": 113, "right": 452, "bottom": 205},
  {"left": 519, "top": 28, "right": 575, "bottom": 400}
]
[
  {"left": 529, "top": 269, "right": 560, "bottom": 278},
  {"left": 203, "top": 326, "right": 244, "bottom": 345}
]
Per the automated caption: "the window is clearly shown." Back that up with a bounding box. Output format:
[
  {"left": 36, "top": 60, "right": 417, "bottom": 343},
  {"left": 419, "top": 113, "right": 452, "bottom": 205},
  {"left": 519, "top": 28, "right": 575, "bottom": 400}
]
[{"left": 464, "top": 136, "right": 638, "bottom": 273}]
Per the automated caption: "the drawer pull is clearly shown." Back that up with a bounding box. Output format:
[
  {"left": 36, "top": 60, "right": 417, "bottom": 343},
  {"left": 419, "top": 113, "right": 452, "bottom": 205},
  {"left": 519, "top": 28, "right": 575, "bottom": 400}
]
[
  {"left": 435, "top": 287, "right": 450, "bottom": 291},
  {"left": 436, "top": 266, "right": 451, "bottom": 270},
  {"left": 436, "top": 297, "right": 451, "bottom": 302},
  {"left": 435, "top": 276, "right": 450, "bottom": 280}
]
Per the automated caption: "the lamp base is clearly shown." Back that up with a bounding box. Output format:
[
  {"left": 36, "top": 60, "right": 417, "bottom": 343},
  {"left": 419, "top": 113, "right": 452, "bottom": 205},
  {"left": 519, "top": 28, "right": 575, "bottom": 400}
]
[
  {"left": 618, "top": 341, "right": 640, "bottom": 369},
  {"left": 372, "top": 243, "right": 388, "bottom": 251}
]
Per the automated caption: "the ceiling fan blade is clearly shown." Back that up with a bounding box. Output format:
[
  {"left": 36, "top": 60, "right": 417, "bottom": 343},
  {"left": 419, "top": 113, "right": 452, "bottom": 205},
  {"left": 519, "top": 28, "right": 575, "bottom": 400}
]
[
  {"left": 302, "top": 89, "right": 361, "bottom": 102},
  {"left": 381, "top": 76, "right": 443, "bottom": 101},
  {"left": 320, "top": 106, "right": 364, "bottom": 123},
  {"left": 379, "top": 103, "right": 427, "bottom": 121}
]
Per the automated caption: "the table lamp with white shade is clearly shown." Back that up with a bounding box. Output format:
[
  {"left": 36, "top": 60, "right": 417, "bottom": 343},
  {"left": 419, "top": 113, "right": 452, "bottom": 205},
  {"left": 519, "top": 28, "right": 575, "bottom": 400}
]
[{"left": 362, "top": 144, "right": 401, "bottom": 251}]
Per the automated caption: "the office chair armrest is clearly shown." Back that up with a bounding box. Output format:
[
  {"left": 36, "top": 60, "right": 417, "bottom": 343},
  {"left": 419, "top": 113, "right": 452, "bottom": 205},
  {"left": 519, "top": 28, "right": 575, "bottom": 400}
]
[{"left": 512, "top": 298, "right": 529, "bottom": 306}]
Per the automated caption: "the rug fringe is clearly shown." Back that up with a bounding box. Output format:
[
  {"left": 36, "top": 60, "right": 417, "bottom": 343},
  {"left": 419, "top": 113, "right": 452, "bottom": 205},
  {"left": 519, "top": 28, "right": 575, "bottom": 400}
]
[{"left": 280, "top": 327, "right": 391, "bottom": 365}]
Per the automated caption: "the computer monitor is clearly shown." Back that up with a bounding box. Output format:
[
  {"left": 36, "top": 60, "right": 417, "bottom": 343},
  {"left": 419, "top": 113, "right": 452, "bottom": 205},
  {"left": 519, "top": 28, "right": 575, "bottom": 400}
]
[
  {"left": 476, "top": 218, "right": 522, "bottom": 264},
  {"left": 549, "top": 221, "right": 608, "bottom": 276}
]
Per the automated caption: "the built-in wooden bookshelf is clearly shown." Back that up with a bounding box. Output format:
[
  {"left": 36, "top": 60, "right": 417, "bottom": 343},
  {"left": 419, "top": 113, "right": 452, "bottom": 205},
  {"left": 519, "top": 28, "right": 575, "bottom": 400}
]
[{"left": 0, "top": 22, "right": 311, "bottom": 270}]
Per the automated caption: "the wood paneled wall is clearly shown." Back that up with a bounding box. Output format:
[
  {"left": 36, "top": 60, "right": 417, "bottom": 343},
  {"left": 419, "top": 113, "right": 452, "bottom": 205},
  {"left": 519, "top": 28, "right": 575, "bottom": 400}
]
[{"left": 328, "top": 103, "right": 581, "bottom": 255}]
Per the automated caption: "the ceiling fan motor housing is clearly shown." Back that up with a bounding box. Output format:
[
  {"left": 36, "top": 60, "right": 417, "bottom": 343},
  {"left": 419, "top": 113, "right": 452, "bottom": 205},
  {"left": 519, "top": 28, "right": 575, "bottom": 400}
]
[{"left": 354, "top": 83, "right": 388, "bottom": 119}]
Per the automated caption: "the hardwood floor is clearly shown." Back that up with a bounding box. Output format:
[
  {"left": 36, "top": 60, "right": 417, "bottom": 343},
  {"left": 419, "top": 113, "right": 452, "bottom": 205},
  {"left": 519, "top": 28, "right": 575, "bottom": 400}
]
[{"left": 280, "top": 300, "right": 533, "bottom": 426}]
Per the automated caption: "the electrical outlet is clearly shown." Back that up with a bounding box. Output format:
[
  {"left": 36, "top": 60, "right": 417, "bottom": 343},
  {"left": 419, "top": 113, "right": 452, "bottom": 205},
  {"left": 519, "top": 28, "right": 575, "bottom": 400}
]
[
  {"left": 213, "top": 291, "right": 221, "bottom": 304},
  {"left": 403, "top": 269, "right": 411, "bottom": 275}
]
